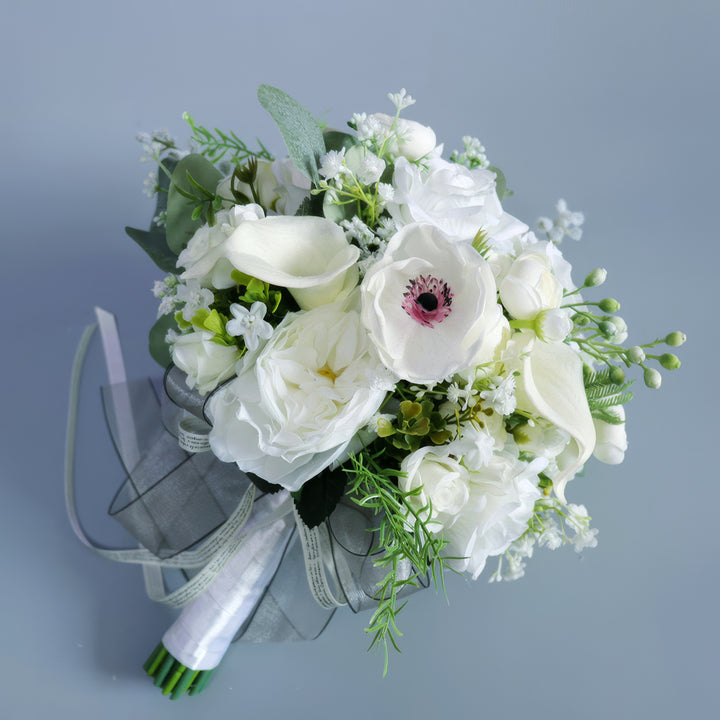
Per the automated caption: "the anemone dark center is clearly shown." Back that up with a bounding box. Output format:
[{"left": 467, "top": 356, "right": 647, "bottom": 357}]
[
  {"left": 401, "top": 274, "right": 453, "bottom": 328},
  {"left": 416, "top": 292, "right": 439, "bottom": 311}
]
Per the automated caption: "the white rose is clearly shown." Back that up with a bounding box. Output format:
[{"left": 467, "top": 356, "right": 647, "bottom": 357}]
[
  {"left": 370, "top": 113, "right": 437, "bottom": 161},
  {"left": 386, "top": 156, "right": 504, "bottom": 240},
  {"left": 177, "top": 204, "right": 265, "bottom": 289},
  {"left": 361, "top": 223, "right": 505, "bottom": 384},
  {"left": 499, "top": 244, "right": 564, "bottom": 320},
  {"left": 444, "top": 455, "right": 543, "bottom": 579},
  {"left": 171, "top": 330, "right": 241, "bottom": 395},
  {"left": 216, "top": 158, "right": 311, "bottom": 215},
  {"left": 592, "top": 405, "right": 628, "bottom": 464},
  {"left": 182, "top": 216, "right": 359, "bottom": 310},
  {"left": 399, "top": 448, "right": 470, "bottom": 529},
  {"left": 207, "top": 306, "right": 390, "bottom": 491}
]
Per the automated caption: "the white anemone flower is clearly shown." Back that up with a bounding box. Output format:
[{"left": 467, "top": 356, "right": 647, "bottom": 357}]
[{"left": 361, "top": 223, "right": 506, "bottom": 384}]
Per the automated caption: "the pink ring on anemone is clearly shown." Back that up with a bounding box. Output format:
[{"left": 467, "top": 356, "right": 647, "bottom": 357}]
[{"left": 401, "top": 274, "right": 453, "bottom": 328}]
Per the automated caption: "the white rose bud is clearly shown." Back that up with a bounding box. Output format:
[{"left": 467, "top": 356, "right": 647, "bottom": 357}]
[
  {"left": 592, "top": 406, "right": 628, "bottom": 464},
  {"left": 371, "top": 113, "right": 437, "bottom": 160},
  {"left": 400, "top": 448, "right": 470, "bottom": 529},
  {"left": 499, "top": 246, "right": 564, "bottom": 320},
  {"left": 171, "top": 331, "right": 241, "bottom": 395}
]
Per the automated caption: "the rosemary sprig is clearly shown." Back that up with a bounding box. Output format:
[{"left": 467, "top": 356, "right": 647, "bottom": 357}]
[
  {"left": 183, "top": 112, "right": 274, "bottom": 165},
  {"left": 345, "top": 449, "right": 455, "bottom": 674}
]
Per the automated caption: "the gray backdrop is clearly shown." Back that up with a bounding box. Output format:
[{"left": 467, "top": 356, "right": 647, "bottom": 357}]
[{"left": 2, "top": 1, "right": 717, "bottom": 718}]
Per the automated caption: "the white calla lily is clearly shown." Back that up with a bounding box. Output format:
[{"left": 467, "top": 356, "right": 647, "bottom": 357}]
[
  {"left": 508, "top": 331, "right": 595, "bottom": 502},
  {"left": 183, "top": 216, "right": 359, "bottom": 310}
]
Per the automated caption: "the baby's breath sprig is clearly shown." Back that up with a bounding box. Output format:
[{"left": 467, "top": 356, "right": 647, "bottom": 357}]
[{"left": 345, "top": 449, "right": 455, "bottom": 674}]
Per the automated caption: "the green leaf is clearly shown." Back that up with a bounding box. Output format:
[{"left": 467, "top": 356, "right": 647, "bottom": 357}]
[
  {"left": 126, "top": 157, "right": 179, "bottom": 272},
  {"left": 202, "top": 309, "right": 226, "bottom": 335},
  {"left": 257, "top": 84, "right": 326, "bottom": 184},
  {"left": 488, "top": 165, "right": 510, "bottom": 200},
  {"left": 295, "top": 193, "right": 324, "bottom": 217},
  {"left": 125, "top": 226, "right": 178, "bottom": 273},
  {"left": 293, "top": 466, "right": 347, "bottom": 528},
  {"left": 149, "top": 314, "right": 178, "bottom": 368},
  {"left": 323, "top": 129, "right": 357, "bottom": 153},
  {"left": 166, "top": 154, "right": 222, "bottom": 255},
  {"left": 245, "top": 472, "right": 284, "bottom": 495}
]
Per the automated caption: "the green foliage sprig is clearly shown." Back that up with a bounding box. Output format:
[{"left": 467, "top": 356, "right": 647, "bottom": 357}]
[
  {"left": 583, "top": 366, "right": 633, "bottom": 423},
  {"left": 345, "top": 449, "right": 455, "bottom": 674},
  {"left": 183, "top": 112, "right": 274, "bottom": 165}
]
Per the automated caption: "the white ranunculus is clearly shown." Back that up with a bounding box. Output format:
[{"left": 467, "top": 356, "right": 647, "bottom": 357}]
[
  {"left": 499, "top": 244, "right": 564, "bottom": 320},
  {"left": 361, "top": 223, "right": 505, "bottom": 384},
  {"left": 370, "top": 113, "right": 437, "bottom": 161},
  {"left": 216, "top": 158, "right": 311, "bottom": 215},
  {"left": 444, "top": 455, "right": 543, "bottom": 579},
  {"left": 207, "top": 306, "right": 390, "bottom": 491},
  {"left": 400, "top": 447, "right": 471, "bottom": 529},
  {"left": 177, "top": 204, "right": 265, "bottom": 289},
  {"left": 593, "top": 406, "right": 628, "bottom": 464},
  {"left": 505, "top": 331, "right": 596, "bottom": 502},
  {"left": 386, "top": 156, "right": 504, "bottom": 240},
  {"left": 171, "top": 330, "right": 241, "bottom": 395},
  {"left": 182, "top": 216, "right": 359, "bottom": 310}
]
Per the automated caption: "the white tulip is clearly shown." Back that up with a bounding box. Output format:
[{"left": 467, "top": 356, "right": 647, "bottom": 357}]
[{"left": 592, "top": 406, "right": 628, "bottom": 464}]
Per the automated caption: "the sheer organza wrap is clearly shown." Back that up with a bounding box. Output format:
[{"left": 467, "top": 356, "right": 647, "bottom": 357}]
[{"left": 70, "top": 319, "right": 426, "bottom": 648}]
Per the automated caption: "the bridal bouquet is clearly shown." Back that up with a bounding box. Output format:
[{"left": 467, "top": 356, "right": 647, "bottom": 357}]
[{"left": 82, "top": 85, "right": 684, "bottom": 698}]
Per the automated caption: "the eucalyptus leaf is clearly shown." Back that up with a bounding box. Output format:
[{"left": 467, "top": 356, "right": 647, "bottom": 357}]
[
  {"left": 125, "top": 157, "right": 179, "bottom": 272},
  {"left": 149, "top": 313, "right": 178, "bottom": 368},
  {"left": 257, "top": 84, "right": 326, "bottom": 185},
  {"left": 125, "top": 226, "right": 179, "bottom": 273},
  {"left": 488, "top": 165, "right": 509, "bottom": 200},
  {"left": 166, "top": 154, "right": 222, "bottom": 255}
]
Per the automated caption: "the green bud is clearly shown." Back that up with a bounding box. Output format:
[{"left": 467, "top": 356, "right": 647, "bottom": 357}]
[
  {"left": 659, "top": 353, "right": 681, "bottom": 370},
  {"left": 609, "top": 366, "right": 626, "bottom": 384},
  {"left": 572, "top": 314, "right": 590, "bottom": 326},
  {"left": 643, "top": 367, "right": 662, "bottom": 389},
  {"left": 598, "top": 320, "right": 616, "bottom": 338},
  {"left": 598, "top": 298, "right": 620, "bottom": 313},
  {"left": 665, "top": 331, "right": 687, "bottom": 347},
  {"left": 585, "top": 268, "right": 607, "bottom": 287},
  {"left": 627, "top": 346, "right": 645, "bottom": 364}
]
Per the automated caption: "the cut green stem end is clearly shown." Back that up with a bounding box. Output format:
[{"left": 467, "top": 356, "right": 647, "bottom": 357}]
[{"left": 143, "top": 642, "right": 215, "bottom": 699}]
